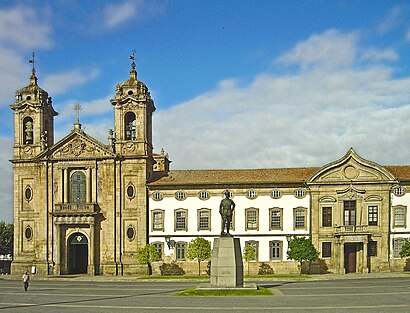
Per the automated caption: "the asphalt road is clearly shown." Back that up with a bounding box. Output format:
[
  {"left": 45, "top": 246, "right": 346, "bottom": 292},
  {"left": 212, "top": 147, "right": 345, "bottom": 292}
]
[{"left": 0, "top": 277, "right": 409, "bottom": 312}]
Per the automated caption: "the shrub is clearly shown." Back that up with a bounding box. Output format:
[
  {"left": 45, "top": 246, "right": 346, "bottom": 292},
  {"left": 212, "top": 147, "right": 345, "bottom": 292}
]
[
  {"left": 258, "top": 262, "right": 274, "bottom": 275},
  {"left": 160, "top": 261, "right": 186, "bottom": 276}
]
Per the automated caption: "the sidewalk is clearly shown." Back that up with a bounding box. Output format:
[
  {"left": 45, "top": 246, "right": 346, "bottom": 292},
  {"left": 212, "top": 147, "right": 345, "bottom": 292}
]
[{"left": 1, "top": 271, "right": 408, "bottom": 282}]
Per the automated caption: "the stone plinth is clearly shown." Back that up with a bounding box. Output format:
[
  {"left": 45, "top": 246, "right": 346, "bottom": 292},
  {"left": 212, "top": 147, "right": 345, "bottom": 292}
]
[{"left": 210, "top": 236, "right": 243, "bottom": 287}]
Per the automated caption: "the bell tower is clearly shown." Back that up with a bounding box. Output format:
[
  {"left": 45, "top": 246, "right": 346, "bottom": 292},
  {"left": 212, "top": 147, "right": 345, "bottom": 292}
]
[
  {"left": 10, "top": 53, "right": 58, "bottom": 159},
  {"left": 110, "top": 52, "right": 156, "bottom": 157}
]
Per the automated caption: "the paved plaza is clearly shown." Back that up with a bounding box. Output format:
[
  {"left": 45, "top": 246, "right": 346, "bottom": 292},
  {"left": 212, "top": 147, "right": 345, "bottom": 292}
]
[{"left": 0, "top": 274, "right": 409, "bottom": 312}]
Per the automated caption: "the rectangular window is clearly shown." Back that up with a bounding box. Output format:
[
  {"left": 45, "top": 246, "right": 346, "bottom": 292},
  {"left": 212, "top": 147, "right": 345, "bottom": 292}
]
[
  {"left": 270, "top": 241, "right": 282, "bottom": 260},
  {"left": 322, "top": 242, "right": 332, "bottom": 258},
  {"left": 244, "top": 240, "right": 259, "bottom": 261},
  {"left": 393, "top": 206, "right": 406, "bottom": 228},
  {"left": 368, "top": 206, "right": 378, "bottom": 226},
  {"left": 152, "top": 210, "right": 164, "bottom": 231},
  {"left": 393, "top": 238, "right": 404, "bottom": 257},
  {"left": 270, "top": 208, "right": 282, "bottom": 230},
  {"left": 152, "top": 242, "right": 163, "bottom": 260},
  {"left": 368, "top": 241, "right": 377, "bottom": 257},
  {"left": 175, "top": 210, "right": 187, "bottom": 231},
  {"left": 344, "top": 200, "right": 356, "bottom": 226},
  {"left": 294, "top": 207, "right": 307, "bottom": 229},
  {"left": 176, "top": 242, "right": 187, "bottom": 260},
  {"left": 322, "top": 207, "right": 332, "bottom": 227},
  {"left": 246, "top": 208, "right": 259, "bottom": 230},
  {"left": 198, "top": 209, "right": 211, "bottom": 230}
]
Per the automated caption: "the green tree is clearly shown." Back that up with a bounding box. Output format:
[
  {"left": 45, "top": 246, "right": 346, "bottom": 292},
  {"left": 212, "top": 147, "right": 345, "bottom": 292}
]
[
  {"left": 243, "top": 243, "right": 256, "bottom": 276},
  {"left": 0, "top": 221, "right": 13, "bottom": 256},
  {"left": 186, "top": 237, "right": 211, "bottom": 276},
  {"left": 287, "top": 236, "right": 319, "bottom": 275},
  {"left": 136, "top": 244, "right": 161, "bottom": 276},
  {"left": 399, "top": 239, "right": 410, "bottom": 258}
]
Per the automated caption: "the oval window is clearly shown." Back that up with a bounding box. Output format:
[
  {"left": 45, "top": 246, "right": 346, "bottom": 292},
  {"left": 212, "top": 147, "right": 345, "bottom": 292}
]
[
  {"left": 128, "top": 90, "right": 133, "bottom": 95},
  {"left": 25, "top": 226, "right": 33, "bottom": 240},
  {"left": 126, "top": 185, "right": 135, "bottom": 198},
  {"left": 24, "top": 186, "right": 32, "bottom": 201},
  {"left": 26, "top": 96, "right": 31, "bottom": 101},
  {"left": 127, "top": 226, "right": 135, "bottom": 240}
]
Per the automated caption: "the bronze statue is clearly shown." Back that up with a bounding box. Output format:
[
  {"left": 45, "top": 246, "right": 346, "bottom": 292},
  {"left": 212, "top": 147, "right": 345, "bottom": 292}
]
[{"left": 220, "top": 190, "right": 235, "bottom": 235}]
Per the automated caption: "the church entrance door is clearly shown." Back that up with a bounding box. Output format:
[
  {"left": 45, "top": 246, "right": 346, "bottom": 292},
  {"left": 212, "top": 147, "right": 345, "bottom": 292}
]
[{"left": 68, "top": 232, "right": 88, "bottom": 274}]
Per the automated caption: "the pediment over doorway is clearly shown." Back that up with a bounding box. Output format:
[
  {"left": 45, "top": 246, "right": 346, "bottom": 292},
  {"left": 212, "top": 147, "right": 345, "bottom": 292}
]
[{"left": 307, "top": 148, "right": 396, "bottom": 184}]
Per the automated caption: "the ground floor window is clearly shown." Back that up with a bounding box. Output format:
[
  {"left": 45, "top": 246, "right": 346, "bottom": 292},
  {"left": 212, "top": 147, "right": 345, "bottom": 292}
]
[
  {"left": 368, "top": 241, "right": 377, "bottom": 257},
  {"left": 269, "top": 241, "right": 282, "bottom": 260},
  {"left": 175, "top": 242, "right": 187, "bottom": 260},
  {"left": 322, "top": 242, "right": 332, "bottom": 258},
  {"left": 393, "top": 238, "right": 404, "bottom": 258},
  {"left": 244, "top": 240, "right": 259, "bottom": 261},
  {"left": 152, "top": 242, "right": 163, "bottom": 260}
]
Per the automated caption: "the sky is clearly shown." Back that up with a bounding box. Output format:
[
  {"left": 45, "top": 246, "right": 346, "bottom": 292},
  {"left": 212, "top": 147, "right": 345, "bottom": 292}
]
[{"left": 1, "top": 0, "right": 410, "bottom": 222}]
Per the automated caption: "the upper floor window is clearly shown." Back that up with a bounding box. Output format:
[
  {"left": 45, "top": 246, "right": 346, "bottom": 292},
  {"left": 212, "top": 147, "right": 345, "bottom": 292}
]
[
  {"left": 152, "top": 191, "right": 164, "bottom": 201},
  {"left": 294, "top": 207, "right": 307, "bottom": 229},
  {"left": 198, "top": 190, "right": 210, "bottom": 200},
  {"left": 294, "top": 188, "right": 306, "bottom": 198},
  {"left": 368, "top": 206, "right": 378, "bottom": 226},
  {"left": 322, "top": 207, "right": 332, "bottom": 227},
  {"left": 393, "top": 186, "right": 406, "bottom": 197},
  {"left": 175, "top": 209, "right": 188, "bottom": 231},
  {"left": 24, "top": 185, "right": 33, "bottom": 202},
  {"left": 270, "top": 189, "right": 282, "bottom": 199},
  {"left": 124, "top": 112, "right": 136, "bottom": 140},
  {"left": 245, "top": 208, "right": 259, "bottom": 230},
  {"left": 269, "top": 208, "right": 282, "bottom": 230},
  {"left": 175, "top": 191, "right": 187, "bottom": 201},
  {"left": 246, "top": 189, "right": 258, "bottom": 199},
  {"left": 393, "top": 206, "right": 406, "bottom": 228},
  {"left": 70, "top": 171, "right": 86, "bottom": 205},
  {"left": 198, "top": 209, "right": 211, "bottom": 231},
  {"left": 269, "top": 241, "right": 282, "bottom": 260},
  {"left": 23, "top": 117, "right": 34, "bottom": 144},
  {"left": 175, "top": 242, "right": 187, "bottom": 260},
  {"left": 152, "top": 210, "right": 164, "bottom": 231},
  {"left": 343, "top": 200, "right": 356, "bottom": 226}
]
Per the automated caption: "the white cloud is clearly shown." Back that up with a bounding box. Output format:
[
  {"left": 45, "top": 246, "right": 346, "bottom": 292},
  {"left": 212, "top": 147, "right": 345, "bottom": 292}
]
[
  {"left": 0, "top": 137, "right": 13, "bottom": 222},
  {"left": 103, "top": 0, "right": 166, "bottom": 29},
  {"left": 153, "top": 30, "right": 410, "bottom": 170},
  {"left": 43, "top": 68, "right": 100, "bottom": 95},
  {"left": 378, "top": 5, "right": 405, "bottom": 35},
  {"left": 361, "top": 48, "right": 399, "bottom": 62},
  {"left": 0, "top": 6, "right": 52, "bottom": 49}
]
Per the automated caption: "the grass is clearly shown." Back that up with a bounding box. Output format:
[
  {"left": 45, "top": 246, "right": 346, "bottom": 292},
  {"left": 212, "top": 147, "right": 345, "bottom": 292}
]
[
  {"left": 178, "top": 286, "right": 273, "bottom": 296},
  {"left": 139, "top": 275, "right": 211, "bottom": 280},
  {"left": 246, "top": 274, "right": 311, "bottom": 279}
]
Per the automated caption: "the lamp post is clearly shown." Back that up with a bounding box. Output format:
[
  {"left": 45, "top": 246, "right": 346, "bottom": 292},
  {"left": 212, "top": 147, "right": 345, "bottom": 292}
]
[{"left": 165, "top": 235, "right": 175, "bottom": 249}]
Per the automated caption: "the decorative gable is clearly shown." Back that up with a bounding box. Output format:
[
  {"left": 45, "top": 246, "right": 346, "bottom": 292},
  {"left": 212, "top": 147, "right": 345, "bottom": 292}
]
[{"left": 308, "top": 148, "right": 396, "bottom": 184}]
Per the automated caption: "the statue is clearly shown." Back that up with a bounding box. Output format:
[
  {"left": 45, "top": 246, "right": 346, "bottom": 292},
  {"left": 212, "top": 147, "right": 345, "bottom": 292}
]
[{"left": 220, "top": 190, "right": 235, "bottom": 235}]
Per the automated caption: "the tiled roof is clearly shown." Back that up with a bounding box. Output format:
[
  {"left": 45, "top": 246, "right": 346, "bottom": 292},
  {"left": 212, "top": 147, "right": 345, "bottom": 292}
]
[
  {"left": 149, "top": 168, "right": 319, "bottom": 186},
  {"left": 149, "top": 165, "right": 410, "bottom": 186}
]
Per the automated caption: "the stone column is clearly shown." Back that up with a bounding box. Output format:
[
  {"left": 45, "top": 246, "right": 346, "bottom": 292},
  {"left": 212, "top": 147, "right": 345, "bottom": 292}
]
[
  {"left": 339, "top": 238, "right": 345, "bottom": 274},
  {"left": 63, "top": 168, "right": 68, "bottom": 203},
  {"left": 54, "top": 222, "right": 61, "bottom": 275},
  {"left": 362, "top": 237, "right": 369, "bottom": 273},
  {"left": 88, "top": 220, "right": 95, "bottom": 275},
  {"left": 87, "top": 167, "right": 92, "bottom": 203}
]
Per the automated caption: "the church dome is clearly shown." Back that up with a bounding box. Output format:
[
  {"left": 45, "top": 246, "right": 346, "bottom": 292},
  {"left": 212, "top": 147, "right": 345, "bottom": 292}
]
[{"left": 12, "top": 70, "right": 51, "bottom": 109}]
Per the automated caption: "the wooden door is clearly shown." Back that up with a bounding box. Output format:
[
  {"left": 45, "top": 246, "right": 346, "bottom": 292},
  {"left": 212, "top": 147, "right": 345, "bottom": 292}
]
[{"left": 344, "top": 243, "right": 357, "bottom": 273}]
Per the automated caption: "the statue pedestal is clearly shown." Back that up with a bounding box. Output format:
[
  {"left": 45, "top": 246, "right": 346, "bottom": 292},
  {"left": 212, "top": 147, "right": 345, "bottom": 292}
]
[{"left": 197, "top": 236, "right": 257, "bottom": 290}]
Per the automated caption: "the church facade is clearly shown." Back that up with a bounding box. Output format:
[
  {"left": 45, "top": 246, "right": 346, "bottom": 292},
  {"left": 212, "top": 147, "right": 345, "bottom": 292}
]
[{"left": 10, "top": 61, "right": 410, "bottom": 276}]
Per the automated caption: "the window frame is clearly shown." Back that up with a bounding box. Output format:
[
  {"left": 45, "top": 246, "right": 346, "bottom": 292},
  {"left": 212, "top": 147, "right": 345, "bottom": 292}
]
[
  {"left": 246, "top": 189, "right": 258, "bottom": 200},
  {"left": 175, "top": 241, "right": 187, "bottom": 260},
  {"left": 151, "top": 209, "right": 165, "bottom": 232},
  {"left": 368, "top": 205, "right": 378, "bottom": 226},
  {"left": 197, "top": 208, "right": 211, "bottom": 231},
  {"left": 294, "top": 188, "right": 306, "bottom": 199},
  {"left": 269, "top": 207, "right": 283, "bottom": 230},
  {"left": 70, "top": 170, "right": 87, "bottom": 206},
  {"left": 322, "top": 242, "right": 332, "bottom": 258},
  {"left": 198, "top": 190, "right": 210, "bottom": 200},
  {"left": 270, "top": 189, "right": 282, "bottom": 199},
  {"left": 293, "top": 207, "right": 308, "bottom": 230},
  {"left": 393, "top": 238, "right": 404, "bottom": 258},
  {"left": 175, "top": 191, "right": 187, "bottom": 201},
  {"left": 152, "top": 242, "right": 163, "bottom": 260},
  {"left": 322, "top": 206, "right": 332, "bottom": 227},
  {"left": 343, "top": 200, "right": 356, "bottom": 226},
  {"left": 368, "top": 241, "right": 377, "bottom": 257},
  {"left": 244, "top": 240, "right": 259, "bottom": 261},
  {"left": 269, "top": 240, "right": 283, "bottom": 260},
  {"left": 152, "top": 191, "right": 164, "bottom": 201},
  {"left": 174, "top": 209, "right": 188, "bottom": 231},
  {"left": 393, "top": 205, "right": 407, "bottom": 228},
  {"left": 245, "top": 208, "right": 259, "bottom": 231}
]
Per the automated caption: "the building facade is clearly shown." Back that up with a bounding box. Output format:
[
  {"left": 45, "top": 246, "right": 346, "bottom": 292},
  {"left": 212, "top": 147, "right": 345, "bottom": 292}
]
[{"left": 11, "top": 62, "right": 410, "bottom": 276}]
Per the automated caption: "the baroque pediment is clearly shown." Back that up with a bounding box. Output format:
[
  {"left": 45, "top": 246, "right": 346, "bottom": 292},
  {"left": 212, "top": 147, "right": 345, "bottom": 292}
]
[
  {"left": 308, "top": 148, "right": 396, "bottom": 184},
  {"left": 37, "top": 130, "right": 116, "bottom": 160}
]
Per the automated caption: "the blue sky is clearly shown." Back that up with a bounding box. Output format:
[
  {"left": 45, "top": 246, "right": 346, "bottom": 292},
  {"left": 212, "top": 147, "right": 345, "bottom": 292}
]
[{"left": 1, "top": 0, "right": 410, "bottom": 222}]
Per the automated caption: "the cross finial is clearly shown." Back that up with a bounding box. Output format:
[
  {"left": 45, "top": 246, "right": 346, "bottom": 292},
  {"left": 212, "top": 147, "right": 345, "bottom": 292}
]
[
  {"left": 29, "top": 52, "right": 36, "bottom": 75},
  {"left": 74, "top": 103, "right": 82, "bottom": 128},
  {"left": 130, "top": 49, "right": 136, "bottom": 69}
]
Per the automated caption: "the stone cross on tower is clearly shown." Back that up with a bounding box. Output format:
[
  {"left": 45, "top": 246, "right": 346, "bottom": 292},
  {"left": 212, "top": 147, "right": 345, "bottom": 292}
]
[
  {"left": 28, "top": 52, "right": 36, "bottom": 75},
  {"left": 130, "top": 49, "right": 136, "bottom": 69},
  {"left": 74, "top": 103, "right": 82, "bottom": 130}
]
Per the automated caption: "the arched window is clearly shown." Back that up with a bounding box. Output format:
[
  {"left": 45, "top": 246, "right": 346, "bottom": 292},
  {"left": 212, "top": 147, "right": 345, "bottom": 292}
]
[
  {"left": 23, "top": 117, "right": 34, "bottom": 144},
  {"left": 70, "top": 171, "right": 86, "bottom": 205},
  {"left": 124, "top": 112, "right": 136, "bottom": 140}
]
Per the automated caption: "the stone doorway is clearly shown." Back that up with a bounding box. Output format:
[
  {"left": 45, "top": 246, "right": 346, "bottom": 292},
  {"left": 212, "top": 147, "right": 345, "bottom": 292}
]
[
  {"left": 68, "top": 232, "right": 88, "bottom": 274},
  {"left": 344, "top": 243, "right": 357, "bottom": 273}
]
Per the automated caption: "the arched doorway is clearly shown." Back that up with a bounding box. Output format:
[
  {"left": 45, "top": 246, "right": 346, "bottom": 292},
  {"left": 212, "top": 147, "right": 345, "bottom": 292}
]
[{"left": 68, "top": 232, "right": 88, "bottom": 274}]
